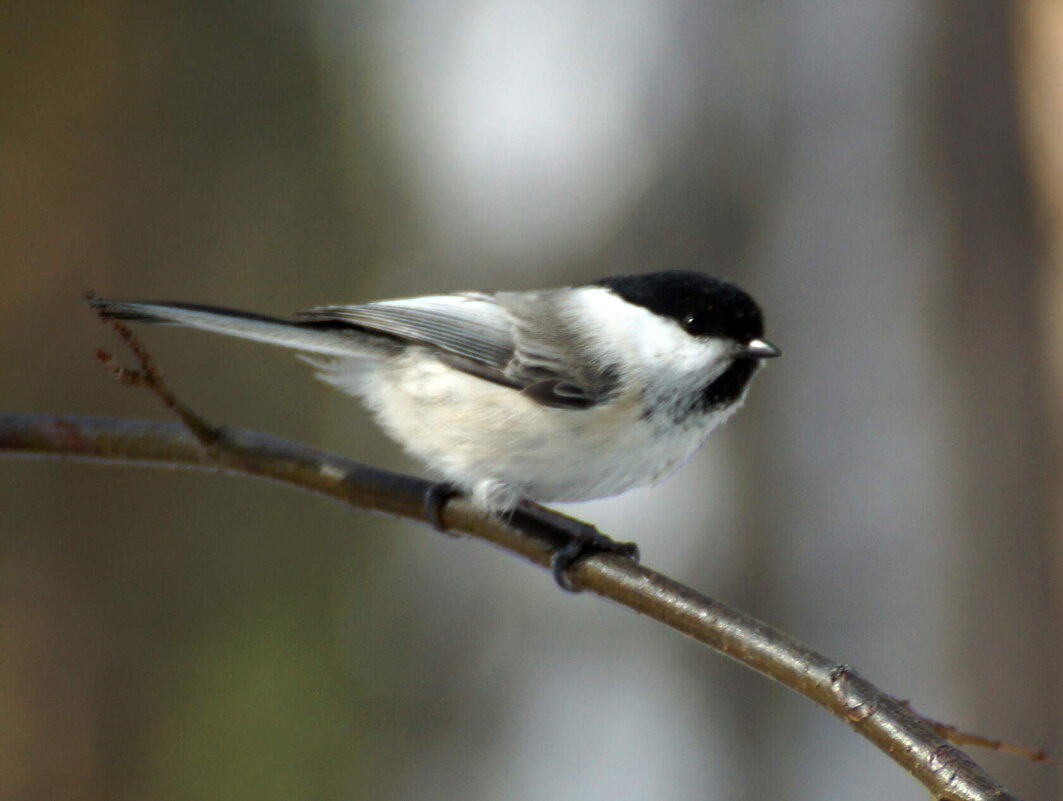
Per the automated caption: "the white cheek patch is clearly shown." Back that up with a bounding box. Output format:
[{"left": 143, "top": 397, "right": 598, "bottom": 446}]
[{"left": 570, "top": 287, "right": 734, "bottom": 380}]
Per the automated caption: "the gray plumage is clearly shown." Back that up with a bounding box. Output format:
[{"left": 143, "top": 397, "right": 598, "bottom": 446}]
[{"left": 88, "top": 293, "right": 620, "bottom": 409}]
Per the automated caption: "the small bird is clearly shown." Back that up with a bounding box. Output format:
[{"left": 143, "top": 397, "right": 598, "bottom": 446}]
[{"left": 90, "top": 271, "right": 778, "bottom": 588}]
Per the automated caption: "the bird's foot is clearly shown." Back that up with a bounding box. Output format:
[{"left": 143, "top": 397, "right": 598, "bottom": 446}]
[
  {"left": 426, "top": 487, "right": 639, "bottom": 591},
  {"left": 550, "top": 523, "right": 639, "bottom": 592},
  {"left": 513, "top": 503, "right": 639, "bottom": 592},
  {"left": 424, "top": 481, "right": 461, "bottom": 536}
]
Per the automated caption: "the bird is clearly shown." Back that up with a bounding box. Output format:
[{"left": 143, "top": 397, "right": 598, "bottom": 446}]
[{"left": 89, "top": 270, "right": 778, "bottom": 589}]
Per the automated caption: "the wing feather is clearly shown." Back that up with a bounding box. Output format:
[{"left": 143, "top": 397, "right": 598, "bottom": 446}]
[
  {"left": 298, "top": 293, "right": 514, "bottom": 368},
  {"left": 299, "top": 291, "right": 619, "bottom": 408}
]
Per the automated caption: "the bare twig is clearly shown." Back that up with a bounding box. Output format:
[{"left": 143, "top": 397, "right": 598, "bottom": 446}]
[
  {"left": 0, "top": 410, "right": 1035, "bottom": 801},
  {"left": 900, "top": 702, "right": 1048, "bottom": 763},
  {"left": 86, "top": 291, "right": 224, "bottom": 450}
]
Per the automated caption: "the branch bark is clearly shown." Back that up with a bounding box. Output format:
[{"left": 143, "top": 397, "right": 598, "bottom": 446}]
[{"left": 0, "top": 411, "right": 1029, "bottom": 801}]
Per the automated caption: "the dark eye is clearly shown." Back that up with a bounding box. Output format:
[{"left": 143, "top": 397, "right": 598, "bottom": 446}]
[{"left": 682, "top": 313, "right": 708, "bottom": 335}]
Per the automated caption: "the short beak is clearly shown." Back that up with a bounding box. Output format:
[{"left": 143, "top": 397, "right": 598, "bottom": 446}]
[{"left": 744, "top": 339, "right": 781, "bottom": 359}]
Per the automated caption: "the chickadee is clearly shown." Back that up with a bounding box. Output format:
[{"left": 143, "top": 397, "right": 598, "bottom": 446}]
[{"left": 90, "top": 271, "right": 778, "bottom": 587}]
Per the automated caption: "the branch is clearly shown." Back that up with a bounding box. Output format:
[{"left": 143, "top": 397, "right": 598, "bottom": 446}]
[{"left": 0, "top": 411, "right": 1037, "bottom": 800}]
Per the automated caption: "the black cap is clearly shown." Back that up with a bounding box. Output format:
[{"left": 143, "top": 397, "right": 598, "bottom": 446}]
[{"left": 593, "top": 271, "right": 765, "bottom": 343}]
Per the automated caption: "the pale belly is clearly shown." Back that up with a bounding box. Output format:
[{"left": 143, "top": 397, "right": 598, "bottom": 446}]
[{"left": 356, "top": 355, "right": 717, "bottom": 509}]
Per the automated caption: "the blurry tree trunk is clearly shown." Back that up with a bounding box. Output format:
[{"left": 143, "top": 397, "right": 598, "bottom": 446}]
[
  {"left": 939, "top": 10, "right": 1057, "bottom": 796},
  {"left": 1015, "top": 5, "right": 1063, "bottom": 798}
]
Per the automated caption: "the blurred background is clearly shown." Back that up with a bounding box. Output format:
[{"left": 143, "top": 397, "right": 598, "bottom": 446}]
[{"left": 2, "top": 2, "right": 1061, "bottom": 799}]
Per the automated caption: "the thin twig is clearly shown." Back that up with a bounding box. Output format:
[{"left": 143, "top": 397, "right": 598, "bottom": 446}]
[
  {"left": 0, "top": 411, "right": 1036, "bottom": 801},
  {"left": 86, "top": 291, "right": 224, "bottom": 450},
  {"left": 899, "top": 702, "right": 1048, "bottom": 763}
]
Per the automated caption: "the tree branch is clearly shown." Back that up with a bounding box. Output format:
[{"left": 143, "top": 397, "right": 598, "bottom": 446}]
[{"left": 0, "top": 411, "right": 1038, "bottom": 800}]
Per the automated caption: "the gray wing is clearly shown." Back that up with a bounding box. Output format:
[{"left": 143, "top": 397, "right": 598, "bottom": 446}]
[
  {"left": 298, "top": 291, "right": 618, "bottom": 409},
  {"left": 494, "top": 290, "right": 620, "bottom": 408},
  {"left": 298, "top": 293, "right": 514, "bottom": 367}
]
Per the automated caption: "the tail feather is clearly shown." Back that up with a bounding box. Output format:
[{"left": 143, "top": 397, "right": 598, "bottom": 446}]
[{"left": 87, "top": 299, "right": 391, "bottom": 358}]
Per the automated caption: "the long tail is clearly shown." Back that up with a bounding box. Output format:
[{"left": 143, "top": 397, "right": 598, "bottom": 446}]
[{"left": 87, "top": 299, "right": 389, "bottom": 358}]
